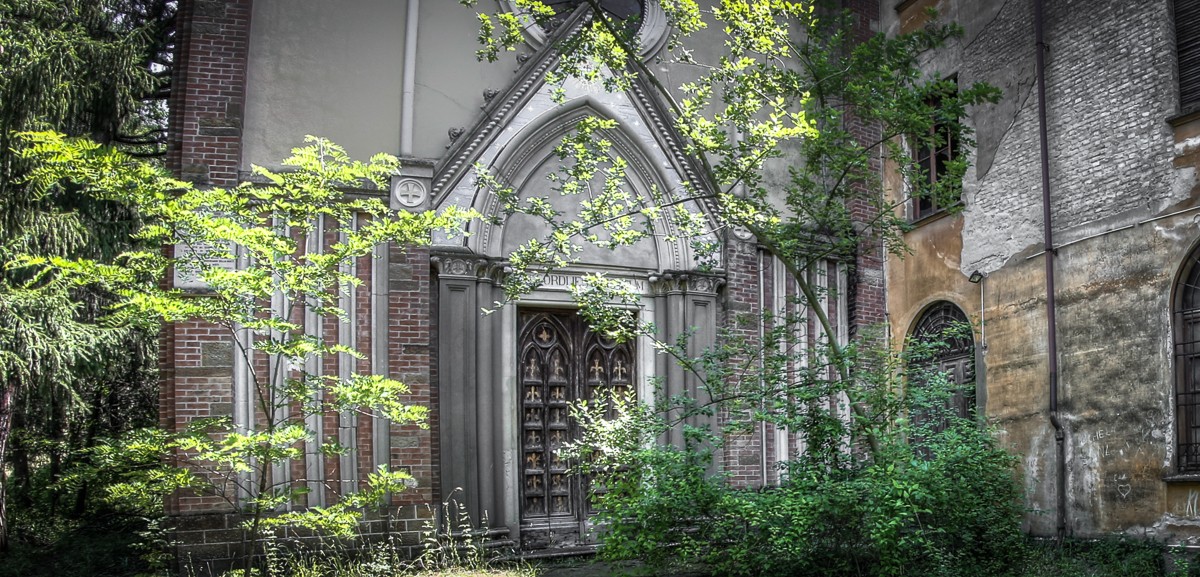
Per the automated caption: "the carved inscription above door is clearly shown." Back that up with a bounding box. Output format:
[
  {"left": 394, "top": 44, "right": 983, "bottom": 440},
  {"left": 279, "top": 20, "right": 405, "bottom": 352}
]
[{"left": 518, "top": 309, "right": 635, "bottom": 545}]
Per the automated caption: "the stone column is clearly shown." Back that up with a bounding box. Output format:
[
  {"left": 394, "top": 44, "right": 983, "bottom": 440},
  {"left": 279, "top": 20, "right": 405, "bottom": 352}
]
[
  {"left": 650, "top": 272, "right": 724, "bottom": 451},
  {"left": 432, "top": 253, "right": 514, "bottom": 533},
  {"left": 433, "top": 253, "right": 483, "bottom": 517}
]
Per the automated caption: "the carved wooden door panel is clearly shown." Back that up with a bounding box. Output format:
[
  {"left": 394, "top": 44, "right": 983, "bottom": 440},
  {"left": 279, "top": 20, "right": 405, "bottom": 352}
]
[{"left": 518, "top": 309, "right": 634, "bottom": 548}]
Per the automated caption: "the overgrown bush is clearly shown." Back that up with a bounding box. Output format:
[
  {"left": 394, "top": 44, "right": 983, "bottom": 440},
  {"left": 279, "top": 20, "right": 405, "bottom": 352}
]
[
  {"left": 1021, "top": 537, "right": 1176, "bottom": 577},
  {"left": 570, "top": 322, "right": 1026, "bottom": 577}
]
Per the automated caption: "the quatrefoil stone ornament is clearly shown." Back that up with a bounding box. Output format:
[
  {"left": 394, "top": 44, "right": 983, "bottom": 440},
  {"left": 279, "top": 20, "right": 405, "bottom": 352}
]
[{"left": 392, "top": 178, "right": 427, "bottom": 208}]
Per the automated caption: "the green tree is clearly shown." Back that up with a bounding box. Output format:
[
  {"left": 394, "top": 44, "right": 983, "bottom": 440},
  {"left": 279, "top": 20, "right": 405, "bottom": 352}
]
[
  {"left": 469, "top": 0, "right": 997, "bottom": 449},
  {"left": 0, "top": 0, "right": 175, "bottom": 550},
  {"left": 467, "top": 2, "right": 1015, "bottom": 574},
  {"left": 15, "top": 132, "right": 468, "bottom": 573}
]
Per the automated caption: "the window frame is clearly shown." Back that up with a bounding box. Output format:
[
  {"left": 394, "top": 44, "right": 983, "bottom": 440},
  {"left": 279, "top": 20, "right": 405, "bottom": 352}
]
[
  {"left": 1176, "top": 0, "right": 1200, "bottom": 115},
  {"left": 1174, "top": 244, "right": 1200, "bottom": 473},
  {"left": 908, "top": 78, "right": 963, "bottom": 224}
]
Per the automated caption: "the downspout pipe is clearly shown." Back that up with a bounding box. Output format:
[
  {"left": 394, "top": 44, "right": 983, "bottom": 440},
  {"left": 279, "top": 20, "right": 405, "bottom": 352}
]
[
  {"left": 1033, "top": 0, "right": 1067, "bottom": 542},
  {"left": 758, "top": 249, "right": 769, "bottom": 486},
  {"left": 401, "top": 0, "right": 419, "bottom": 156}
]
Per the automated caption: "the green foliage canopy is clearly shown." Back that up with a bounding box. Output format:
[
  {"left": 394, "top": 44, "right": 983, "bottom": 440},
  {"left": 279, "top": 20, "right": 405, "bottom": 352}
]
[{"left": 16, "top": 132, "right": 471, "bottom": 565}]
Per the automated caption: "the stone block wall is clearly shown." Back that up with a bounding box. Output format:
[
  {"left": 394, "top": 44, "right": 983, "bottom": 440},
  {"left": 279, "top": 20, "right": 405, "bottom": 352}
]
[{"left": 171, "top": 506, "right": 433, "bottom": 576}]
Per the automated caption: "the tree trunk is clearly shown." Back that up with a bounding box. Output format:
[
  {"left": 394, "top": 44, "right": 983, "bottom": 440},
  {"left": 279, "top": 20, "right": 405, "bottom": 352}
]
[
  {"left": 47, "top": 393, "right": 61, "bottom": 517},
  {"left": 10, "top": 409, "right": 31, "bottom": 509},
  {"left": 0, "top": 382, "right": 14, "bottom": 552}
]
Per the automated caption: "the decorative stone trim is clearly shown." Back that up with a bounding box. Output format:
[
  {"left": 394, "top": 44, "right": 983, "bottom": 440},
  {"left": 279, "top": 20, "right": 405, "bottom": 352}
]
[
  {"left": 500, "top": 0, "right": 670, "bottom": 60},
  {"left": 431, "top": 253, "right": 489, "bottom": 280},
  {"left": 649, "top": 271, "right": 726, "bottom": 296},
  {"left": 386, "top": 158, "right": 435, "bottom": 212}
]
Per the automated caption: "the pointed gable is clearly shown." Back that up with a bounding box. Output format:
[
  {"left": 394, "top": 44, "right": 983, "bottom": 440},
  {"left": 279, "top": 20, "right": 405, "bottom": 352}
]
[{"left": 431, "top": 8, "right": 720, "bottom": 271}]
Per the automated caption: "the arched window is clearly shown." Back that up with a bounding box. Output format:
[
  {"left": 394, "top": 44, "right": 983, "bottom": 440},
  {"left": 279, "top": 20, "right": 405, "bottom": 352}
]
[
  {"left": 908, "top": 301, "right": 976, "bottom": 431},
  {"left": 1175, "top": 246, "right": 1200, "bottom": 472}
]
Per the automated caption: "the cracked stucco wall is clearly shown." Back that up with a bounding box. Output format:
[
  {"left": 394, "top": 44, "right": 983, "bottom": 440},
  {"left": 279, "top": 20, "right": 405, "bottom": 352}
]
[
  {"left": 884, "top": 0, "right": 1200, "bottom": 539},
  {"left": 958, "top": 0, "right": 1182, "bottom": 274}
]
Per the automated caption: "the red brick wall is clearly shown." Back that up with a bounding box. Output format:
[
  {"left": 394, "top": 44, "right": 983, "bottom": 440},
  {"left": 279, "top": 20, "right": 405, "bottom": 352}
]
[
  {"left": 843, "top": 0, "right": 888, "bottom": 334},
  {"left": 388, "top": 245, "right": 435, "bottom": 505},
  {"left": 164, "top": 0, "right": 253, "bottom": 516},
  {"left": 722, "top": 237, "right": 766, "bottom": 486},
  {"left": 167, "top": 0, "right": 252, "bottom": 186},
  {"left": 165, "top": 320, "right": 238, "bottom": 514}
]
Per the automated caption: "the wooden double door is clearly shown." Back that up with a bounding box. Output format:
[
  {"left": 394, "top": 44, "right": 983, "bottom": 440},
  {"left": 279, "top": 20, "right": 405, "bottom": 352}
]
[{"left": 517, "top": 309, "right": 634, "bottom": 548}]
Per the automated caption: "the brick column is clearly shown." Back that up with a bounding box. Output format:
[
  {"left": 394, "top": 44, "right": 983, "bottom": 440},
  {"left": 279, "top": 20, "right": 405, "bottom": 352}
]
[
  {"left": 843, "top": 0, "right": 887, "bottom": 335},
  {"left": 163, "top": 0, "right": 253, "bottom": 515},
  {"left": 389, "top": 245, "right": 435, "bottom": 506},
  {"left": 167, "top": 0, "right": 252, "bottom": 186},
  {"left": 722, "top": 235, "right": 766, "bottom": 486}
]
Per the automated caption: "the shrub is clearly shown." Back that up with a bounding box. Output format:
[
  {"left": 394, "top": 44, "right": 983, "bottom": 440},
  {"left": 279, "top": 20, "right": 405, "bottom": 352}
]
[{"left": 572, "top": 322, "right": 1025, "bottom": 577}]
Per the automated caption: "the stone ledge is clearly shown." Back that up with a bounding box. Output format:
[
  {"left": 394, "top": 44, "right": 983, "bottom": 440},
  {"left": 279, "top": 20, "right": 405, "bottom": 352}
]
[{"left": 1163, "top": 473, "right": 1200, "bottom": 484}]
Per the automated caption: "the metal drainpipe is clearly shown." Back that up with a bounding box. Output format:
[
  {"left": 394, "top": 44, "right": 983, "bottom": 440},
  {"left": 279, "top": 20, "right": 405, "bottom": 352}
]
[
  {"left": 1034, "top": 0, "right": 1067, "bottom": 541},
  {"left": 758, "top": 249, "right": 769, "bottom": 485},
  {"left": 401, "top": 0, "right": 419, "bottom": 156}
]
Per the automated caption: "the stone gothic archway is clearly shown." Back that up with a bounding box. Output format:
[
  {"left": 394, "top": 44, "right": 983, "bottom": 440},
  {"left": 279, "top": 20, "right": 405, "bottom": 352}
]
[{"left": 429, "top": 91, "right": 724, "bottom": 549}]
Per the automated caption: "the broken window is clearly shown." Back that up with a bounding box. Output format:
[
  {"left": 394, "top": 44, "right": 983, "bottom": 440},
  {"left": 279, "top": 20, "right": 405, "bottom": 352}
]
[{"left": 910, "top": 79, "right": 962, "bottom": 222}]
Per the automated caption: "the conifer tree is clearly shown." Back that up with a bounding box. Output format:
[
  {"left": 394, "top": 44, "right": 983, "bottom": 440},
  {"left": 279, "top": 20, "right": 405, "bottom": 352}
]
[{"left": 0, "top": 0, "right": 175, "bottom": 550}]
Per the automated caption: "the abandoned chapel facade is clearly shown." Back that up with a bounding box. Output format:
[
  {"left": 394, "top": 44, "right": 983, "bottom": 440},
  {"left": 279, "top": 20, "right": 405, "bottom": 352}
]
[{"left": 163, "top": 0, "right": 1200, "bottom": 564}]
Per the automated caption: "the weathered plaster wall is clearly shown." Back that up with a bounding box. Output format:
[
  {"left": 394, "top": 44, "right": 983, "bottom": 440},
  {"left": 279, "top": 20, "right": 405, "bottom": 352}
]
[
  {"left": 242, "top": 0, "right": 407, "bottom": 166},
  {"left": 969, "top": 218, "right": 1193, "bottom": 537},
  {"left": 1053, "top": 223, "right": 1177, "bottom": 535},
  {"left": 958, "top": 0, "right": 1182, "bottom": 274},
  {"left": 241, "top": 1, "right": 525, "bottom": 166},
  {"left": 413, "top": 1, "right": 525, "bottom": 159},
  {"left": 884, "top": 0, "right": 1200, "bottom": 539}
]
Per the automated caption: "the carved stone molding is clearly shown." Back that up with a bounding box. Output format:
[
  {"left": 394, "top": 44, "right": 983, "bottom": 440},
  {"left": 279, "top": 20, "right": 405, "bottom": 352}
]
[
  {"left": 649, "top": 273, "right": 683, "bottom": 296},
  {"left": 391, "top": 158, "right": 434, "bottom": 212},
  {"left": 431, "top": 252, "right": 516, "bottom": 284},
  {"left": 480, "top": 262, "right": 510, "bottom": 286},
  {"left": 687, "top": 274, "right": 725, "bottom": 296},
  {"left": 431, "top": 253, "right": 487, "bottom": 280},
  {"left": 649, "top": 271, "right": 725, "bottom": 296}
]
